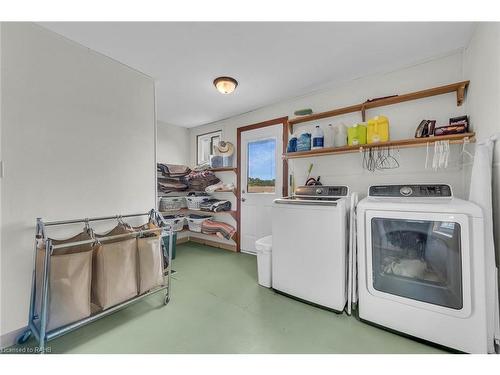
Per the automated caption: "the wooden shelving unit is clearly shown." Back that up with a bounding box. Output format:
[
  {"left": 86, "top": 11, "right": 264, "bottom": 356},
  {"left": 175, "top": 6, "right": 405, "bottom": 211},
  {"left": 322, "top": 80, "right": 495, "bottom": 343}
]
[
  {"left": 287, "top": 81, "right": 469, "bottom": 133},
  {"left": 208, "top": 167, "right": 237, "bottom": 172},
  {"left": 157, "top": 164, "right": 239, "bottom": 251},
  {"left": 284, "top": 133, "right": 475, "bottom": 159},
  {"left": 207, "top": 166, "right": 238, "bottom": 251}
]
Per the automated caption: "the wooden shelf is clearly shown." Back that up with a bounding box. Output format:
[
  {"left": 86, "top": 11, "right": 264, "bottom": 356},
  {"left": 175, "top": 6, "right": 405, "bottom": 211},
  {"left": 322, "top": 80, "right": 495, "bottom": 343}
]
[
  {"left": 209, "top": 167, "right": 237, "bottom": 172},
  {"left": 211, "top": 188, "right": 237, "bottom": 194},
  {"left": 287, "top": 81, "right": 469, "bottom": 133},
  {"left": 284, "top": 133, "right": 475, "bottom": 159},
  {"left": 158, "top": 188, "right": 237, "bottom": 196},
  {"left": 161, "top": 208, "right": 237, "bottom": 220},
  {"left": 171, "top": 228, "right": 237, "bottom": 252}
]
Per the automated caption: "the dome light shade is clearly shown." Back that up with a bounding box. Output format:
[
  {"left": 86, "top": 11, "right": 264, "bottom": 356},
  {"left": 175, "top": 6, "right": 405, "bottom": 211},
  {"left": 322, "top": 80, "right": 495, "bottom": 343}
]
[{"left": 214, "top": 76, "right": 238, "bottom": 94}]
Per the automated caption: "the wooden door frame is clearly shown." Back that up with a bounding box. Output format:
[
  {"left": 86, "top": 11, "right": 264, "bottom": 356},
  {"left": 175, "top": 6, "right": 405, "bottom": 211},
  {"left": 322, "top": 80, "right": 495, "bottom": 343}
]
[{"left": 236, "top": 116, "right": 289, "bottom": 252}]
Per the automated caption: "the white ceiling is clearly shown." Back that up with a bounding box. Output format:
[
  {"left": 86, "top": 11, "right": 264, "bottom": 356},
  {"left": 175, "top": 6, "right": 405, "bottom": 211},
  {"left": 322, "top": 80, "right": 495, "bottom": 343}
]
[{"left": 39, "top": 22, "right": 475, "bottom": 128}]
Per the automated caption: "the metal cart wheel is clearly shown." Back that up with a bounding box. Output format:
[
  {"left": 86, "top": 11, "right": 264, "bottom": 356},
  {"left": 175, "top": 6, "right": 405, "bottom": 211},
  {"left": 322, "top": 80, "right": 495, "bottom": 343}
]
[
  {"left": 164, "top": 295, "right": 170, "bottom": 305},
  {"left": 16, "top": 329, "right": 32, "bottom": 345}
]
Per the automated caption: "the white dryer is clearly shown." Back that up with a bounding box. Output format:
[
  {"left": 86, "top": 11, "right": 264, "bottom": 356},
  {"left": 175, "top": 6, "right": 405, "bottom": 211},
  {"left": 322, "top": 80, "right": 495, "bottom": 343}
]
[
  {"left": 272, "top": 185, "right": 356, "bottom": 312},
  {"left": 356, "top": 184, "right": 499, "bottom": 353}
]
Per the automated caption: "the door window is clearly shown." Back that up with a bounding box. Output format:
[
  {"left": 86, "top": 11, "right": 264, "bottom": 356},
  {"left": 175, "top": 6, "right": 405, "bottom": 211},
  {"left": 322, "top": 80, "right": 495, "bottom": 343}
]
[
  {"left": 247, "top": 138, "right": 276, "bottom": 193},
  {"left": 371, "top": 218, "right": 463, "bottom": 309}
]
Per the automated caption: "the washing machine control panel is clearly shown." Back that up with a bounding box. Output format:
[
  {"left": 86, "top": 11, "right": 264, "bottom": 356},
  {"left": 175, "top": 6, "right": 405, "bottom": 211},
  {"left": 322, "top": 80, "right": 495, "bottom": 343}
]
[
  {"left": 369, "top": 184, "right": 452, "bottom": 198},
  {"left": 295, "top": 185, "right": 349, "bottom": 197}
]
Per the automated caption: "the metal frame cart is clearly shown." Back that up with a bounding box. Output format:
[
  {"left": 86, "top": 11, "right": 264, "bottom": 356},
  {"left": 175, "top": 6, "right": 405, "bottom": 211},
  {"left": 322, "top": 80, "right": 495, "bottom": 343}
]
[{"left": 16, "top": 209, "right": 174, "bottom": 353}]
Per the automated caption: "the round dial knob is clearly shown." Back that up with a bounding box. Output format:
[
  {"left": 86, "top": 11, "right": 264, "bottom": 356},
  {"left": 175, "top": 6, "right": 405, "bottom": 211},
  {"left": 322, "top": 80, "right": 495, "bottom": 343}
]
[
  {"left": 400, "top": 186, "right": 413, "bottom": 196},
  {"left": 316, "top": 188, "right": 323, "bottom": 195}
]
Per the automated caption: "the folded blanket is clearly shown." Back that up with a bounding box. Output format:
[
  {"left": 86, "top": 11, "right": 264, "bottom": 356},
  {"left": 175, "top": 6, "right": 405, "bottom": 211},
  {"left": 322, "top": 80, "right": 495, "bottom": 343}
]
[
  {"left": 199, "top": 199, "right": 232, "bottom": 212},
  {"left": 157, "top": 163, "right": 191, "bottom": 177},
  {"left": 192, "top": 162, "right": 210, "bottom": 172},
  {"left": 201, "top": 220, "right": 236, "bottom": 240},
  {"left": 205, "top": 182, "right": 235, "bottom": 193},
  {"left": 185, "top": 170, "right": 220, "bottom": 191},
  {"left": 158, "top": 181, "right": 188, "bottom": 193}
]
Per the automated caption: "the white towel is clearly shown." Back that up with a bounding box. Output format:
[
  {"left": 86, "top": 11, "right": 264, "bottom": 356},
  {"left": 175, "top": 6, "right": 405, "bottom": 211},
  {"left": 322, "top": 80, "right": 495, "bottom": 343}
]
[{"left": 468, "top": 132, "right": 500, "bottom": 353}]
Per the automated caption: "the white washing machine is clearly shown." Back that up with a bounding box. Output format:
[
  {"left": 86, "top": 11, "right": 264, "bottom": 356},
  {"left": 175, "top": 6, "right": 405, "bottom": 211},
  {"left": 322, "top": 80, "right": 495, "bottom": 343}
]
[
  {"left": 272, "top": 185, "right": 356, "bottom": 312},
  {"left": 356, "top": 184, "right": 500, "bottom": 353}
]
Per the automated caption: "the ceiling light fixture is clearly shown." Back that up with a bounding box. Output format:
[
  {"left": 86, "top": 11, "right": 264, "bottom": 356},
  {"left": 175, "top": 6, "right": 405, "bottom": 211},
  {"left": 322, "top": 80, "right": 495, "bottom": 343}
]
[{"left": 214, "top": 76, "right": 238, "bottom": 94}]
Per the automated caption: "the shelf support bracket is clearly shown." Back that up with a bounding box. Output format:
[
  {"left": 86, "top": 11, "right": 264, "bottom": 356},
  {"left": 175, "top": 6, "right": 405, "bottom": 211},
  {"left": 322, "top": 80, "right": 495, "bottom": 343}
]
[{"left": 457, "top": 84, "right": 466, "bottom": 106}]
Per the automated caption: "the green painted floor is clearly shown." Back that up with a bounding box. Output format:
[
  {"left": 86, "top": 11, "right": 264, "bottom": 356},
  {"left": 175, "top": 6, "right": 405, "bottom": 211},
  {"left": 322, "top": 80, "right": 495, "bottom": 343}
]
[{"left": 17, "top": 242, "right": 447, "bottom": 353}]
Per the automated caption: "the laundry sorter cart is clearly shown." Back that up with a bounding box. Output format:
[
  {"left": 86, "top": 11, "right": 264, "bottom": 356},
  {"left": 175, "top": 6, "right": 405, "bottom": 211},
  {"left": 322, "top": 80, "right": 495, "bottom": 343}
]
[{"left": 16, "top": 209, "right": 174, "bottom": 353}]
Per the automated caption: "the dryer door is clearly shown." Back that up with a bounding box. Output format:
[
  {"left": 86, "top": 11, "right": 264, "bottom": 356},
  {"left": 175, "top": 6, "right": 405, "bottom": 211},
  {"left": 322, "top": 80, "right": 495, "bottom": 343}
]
[{"left": 365, "top": 210, "right": 471, "bottom": 318}]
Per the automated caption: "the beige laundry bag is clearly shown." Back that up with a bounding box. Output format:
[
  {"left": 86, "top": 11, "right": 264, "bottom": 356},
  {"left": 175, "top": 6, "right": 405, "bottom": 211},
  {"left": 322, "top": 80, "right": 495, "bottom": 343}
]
[
  {"left": 35, "top": 231, "right": 94, "bottom": 331},
  {"left": 135, "top": 223, "right": 164, "bottom": 294},
  {"left": 93, "top": 224, "right": 138, "bottom": 310}
]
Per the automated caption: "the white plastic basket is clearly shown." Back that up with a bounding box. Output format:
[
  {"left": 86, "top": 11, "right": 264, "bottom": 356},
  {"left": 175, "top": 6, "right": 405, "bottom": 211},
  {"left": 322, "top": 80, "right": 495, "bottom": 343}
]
[
  {"left": 186, "top": 196, "right": 209, "bottom": 210},
  {"left": 160, "top": 196, "right": 185, "bottom": 211},
  {"left": 162, "top": 215, "right": 185, "bottom": 232},
  {"left": 187, "top": 216, "right": 211, "bottom": 232}
]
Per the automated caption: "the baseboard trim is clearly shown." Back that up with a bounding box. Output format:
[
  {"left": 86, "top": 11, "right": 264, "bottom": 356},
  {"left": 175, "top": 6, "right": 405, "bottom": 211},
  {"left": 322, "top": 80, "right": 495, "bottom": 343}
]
[
  {"left": 188, "top": 237, "right": 237, "bottom": 252},
  {"left": 176, "top": 237, "right": 189, "bottom": 245},
  {"left": 0, "top": 326, "right": 26, "bottom": 350}
]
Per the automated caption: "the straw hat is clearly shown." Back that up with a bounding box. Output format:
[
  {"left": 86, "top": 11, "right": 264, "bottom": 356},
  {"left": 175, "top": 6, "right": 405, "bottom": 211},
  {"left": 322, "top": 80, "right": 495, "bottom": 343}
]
[{"left": 214, "top": 141, "right": 234, "bottom": 157}]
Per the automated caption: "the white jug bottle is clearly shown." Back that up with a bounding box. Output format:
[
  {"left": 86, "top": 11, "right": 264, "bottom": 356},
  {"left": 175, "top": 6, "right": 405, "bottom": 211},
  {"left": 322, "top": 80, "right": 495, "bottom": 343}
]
[
  {"left": 334, "top": 123, "right": 347, "bottom": 147},
  {"left": 311, "top": 125, "right": 324, "bottom": 149},
  {"left": 324, "top": 124, "right": 335, "bottom": 148}
]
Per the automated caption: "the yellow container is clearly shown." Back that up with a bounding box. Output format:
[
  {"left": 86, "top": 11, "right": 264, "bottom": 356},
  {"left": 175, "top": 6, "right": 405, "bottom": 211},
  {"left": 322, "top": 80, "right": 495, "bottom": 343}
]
[
  {"left": 367, "top": 116, "right": 390, "bottom": 144},
  {"left": 347, "top": 123, "right": 367, "bottom": 146}
]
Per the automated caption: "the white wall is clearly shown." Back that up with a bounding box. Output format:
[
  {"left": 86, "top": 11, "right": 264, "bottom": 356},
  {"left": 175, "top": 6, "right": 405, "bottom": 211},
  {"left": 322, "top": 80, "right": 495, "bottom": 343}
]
[
  {"left": 463, "top": 22, "right": 500, "bottom": 266},
  {"left": 190, "top": 52, "right": 469, "bottom": 199},
  {"left": 0, "top": 23, "right": 156, "bottom": 341},
  {"left": 0, "top": 23, "right": 3, "bottom": 345},
  {"left": 157, "top": 121, "right": 190, "bottom": 165}
]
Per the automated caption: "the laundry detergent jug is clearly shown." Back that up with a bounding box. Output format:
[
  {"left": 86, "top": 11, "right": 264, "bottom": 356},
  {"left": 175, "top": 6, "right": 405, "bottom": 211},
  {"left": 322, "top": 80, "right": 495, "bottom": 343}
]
[
  {"left": 324, "top": 124, "right": 335, "bottom": 148},
  {"left": 367, "top": 115, "right": 390, "bottom": 144},
  {"left": 347, "top": 123, "right": 367, "bottom": 146},
  {"left": 333, "top": 123, "right": 347, "bottom": 147},
  {"left": 297, "top": 132, "right": 312, "bottom": 152},
  {"left": 311, "top": 125, "right": 324, "bottom": 149}
]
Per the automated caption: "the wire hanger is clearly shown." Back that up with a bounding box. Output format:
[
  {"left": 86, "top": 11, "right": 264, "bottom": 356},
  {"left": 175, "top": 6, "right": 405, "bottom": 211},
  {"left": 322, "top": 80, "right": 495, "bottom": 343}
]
[
  {"left": 461, "top": 137, "right": 474, "bottom": 163},
  {"left": 83, "top": 218, "right": 90, "bottom": 232},
  {"left": 116, "top": 214, "right": 125, "bottom": 226}
]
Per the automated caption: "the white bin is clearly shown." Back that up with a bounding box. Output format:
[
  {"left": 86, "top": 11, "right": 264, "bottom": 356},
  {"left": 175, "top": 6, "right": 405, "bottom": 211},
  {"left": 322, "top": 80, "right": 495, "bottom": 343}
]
[{"left": 255, "top": 235, "right": 272, "bottom": 288}]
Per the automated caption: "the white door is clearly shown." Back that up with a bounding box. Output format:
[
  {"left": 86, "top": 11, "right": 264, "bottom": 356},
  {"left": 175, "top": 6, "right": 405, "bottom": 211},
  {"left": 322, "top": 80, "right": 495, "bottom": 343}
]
[{"left": 240, "top": 124, "right": 283, "bottom": 254}]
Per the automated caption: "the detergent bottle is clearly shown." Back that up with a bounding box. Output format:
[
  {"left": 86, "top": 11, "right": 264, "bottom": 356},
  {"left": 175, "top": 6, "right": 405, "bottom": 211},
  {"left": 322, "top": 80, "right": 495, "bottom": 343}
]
[
  {"left": 367, "top": 115, "right": 390, "bottom": 144},
  {"left": 311, "top": 125, "right": 324, "bottom": 149},
  {"left": 324, "top": 124, "right": 335, "bottom": 148},
  {"left": 287, "top": 133, "right": 298, "bottom": 152},
  {"left": 348, "top": 123, "right": 367, "bottom": 146},
  {"left": 297, "top": 131, "right": 312, "bottom": 152},
  {"left": 333, "top": 123, "right": 348, "bottom": 147}
]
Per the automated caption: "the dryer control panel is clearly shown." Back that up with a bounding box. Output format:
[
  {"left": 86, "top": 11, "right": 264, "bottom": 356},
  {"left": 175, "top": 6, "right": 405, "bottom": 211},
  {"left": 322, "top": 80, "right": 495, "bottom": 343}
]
[{"left": 369, "top": 184, "right": 452, "bottom": 198}]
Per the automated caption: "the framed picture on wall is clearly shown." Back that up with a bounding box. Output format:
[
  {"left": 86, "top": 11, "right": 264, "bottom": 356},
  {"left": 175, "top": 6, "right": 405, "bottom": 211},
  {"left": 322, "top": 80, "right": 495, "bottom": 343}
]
[{"left": 196, "top": 130, "right": 222, "bottom": 165}]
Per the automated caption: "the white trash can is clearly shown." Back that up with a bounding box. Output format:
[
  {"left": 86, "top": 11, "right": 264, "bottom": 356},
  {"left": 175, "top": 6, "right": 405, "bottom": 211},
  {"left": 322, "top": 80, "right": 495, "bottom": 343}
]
[{"left": 255, "top": 235, "right": 272, "bottom": 288}]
